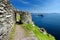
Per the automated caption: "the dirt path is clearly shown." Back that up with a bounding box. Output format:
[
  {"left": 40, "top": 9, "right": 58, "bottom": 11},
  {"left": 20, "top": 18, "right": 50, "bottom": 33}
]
[{"left": 14, "top": 25, "right": 26, "bottom": 40}]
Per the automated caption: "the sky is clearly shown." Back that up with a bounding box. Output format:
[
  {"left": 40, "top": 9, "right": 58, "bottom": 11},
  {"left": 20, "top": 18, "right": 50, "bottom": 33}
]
[{"left": 10, "top": 0, "right": 60, "bottom": 13}]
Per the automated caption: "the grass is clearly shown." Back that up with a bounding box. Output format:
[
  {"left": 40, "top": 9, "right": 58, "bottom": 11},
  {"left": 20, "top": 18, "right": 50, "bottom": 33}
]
[
  {"left": 16, "top": 13, "right": 20, "bottom": 22},
  {"left": 8, "top": 23, "right": 16, "bottom": 40},
  {"left": 22, "top": 24, "right": 55, "bottom": 40}
]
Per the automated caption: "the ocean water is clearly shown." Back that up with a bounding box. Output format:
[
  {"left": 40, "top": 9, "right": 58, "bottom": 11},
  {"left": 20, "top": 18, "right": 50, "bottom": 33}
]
[{"left": 31, "top": 13, "right": 60, "bottom": 40}]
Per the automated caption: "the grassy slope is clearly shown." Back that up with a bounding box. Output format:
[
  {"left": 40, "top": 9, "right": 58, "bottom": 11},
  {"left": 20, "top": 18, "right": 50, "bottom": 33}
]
[{"left": 22, "top": 24, "right": 55, "bottom": 40}]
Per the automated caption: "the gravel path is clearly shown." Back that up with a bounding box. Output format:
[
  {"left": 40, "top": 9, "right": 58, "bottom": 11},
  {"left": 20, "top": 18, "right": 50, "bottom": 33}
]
[{"left": 14, "top": 25, "right": 26, "bottom": 40}]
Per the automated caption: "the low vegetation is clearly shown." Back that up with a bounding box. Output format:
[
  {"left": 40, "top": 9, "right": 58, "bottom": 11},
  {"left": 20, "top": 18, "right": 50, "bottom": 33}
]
[
  {"left": 16, "top": 13, "right": 20, "bottom": 22},
  {"left": 8, "top": 23, "right": 16, "bottom": 40},
  {"left": 22, "top": 24, "right": 55, "bottom": 40}
]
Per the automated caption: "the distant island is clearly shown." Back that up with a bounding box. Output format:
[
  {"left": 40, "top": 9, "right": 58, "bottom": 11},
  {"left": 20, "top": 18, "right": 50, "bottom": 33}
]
[{"left": 38, "top": 14, "right": 44, "bottom": 17}]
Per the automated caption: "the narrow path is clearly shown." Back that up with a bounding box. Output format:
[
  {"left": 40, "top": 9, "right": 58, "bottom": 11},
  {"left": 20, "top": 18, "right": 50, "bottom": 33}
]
[{"left": 14, "top": 25, "right": 26, "bottom": 40}]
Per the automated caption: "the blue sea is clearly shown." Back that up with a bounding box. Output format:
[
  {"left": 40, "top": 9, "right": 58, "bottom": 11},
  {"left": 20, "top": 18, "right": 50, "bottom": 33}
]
[{"left": 31, "top": 13, "right": 60, "bottom": 40}]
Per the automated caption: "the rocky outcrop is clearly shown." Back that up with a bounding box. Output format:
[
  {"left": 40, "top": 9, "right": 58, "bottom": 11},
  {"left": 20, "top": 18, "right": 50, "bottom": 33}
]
[
  {"left": 20, "top": 11, "right": 32, "bottom": 24},
  {"left": 15, "top": 10, "right": 32, "bottom": 24},
  {"left": 39, "top": 28, "right": 47, "bottom": 34},
  {"left": 0, "top": 0, "right": 15, "bottom": 40}
]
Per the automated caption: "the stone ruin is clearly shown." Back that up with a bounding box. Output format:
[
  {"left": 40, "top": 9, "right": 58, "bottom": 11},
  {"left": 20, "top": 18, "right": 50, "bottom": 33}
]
[{"left": 15, "top": 10, "right": 32, "bottom": 24}]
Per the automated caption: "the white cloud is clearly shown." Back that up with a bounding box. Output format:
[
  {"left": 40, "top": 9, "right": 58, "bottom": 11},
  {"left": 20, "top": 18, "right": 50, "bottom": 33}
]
[
  {"left": 19, "top": 0, "right": 30, "bottom": 4},
  {"left": 18, "top": 0, "right": 39, "bottom": 6}
]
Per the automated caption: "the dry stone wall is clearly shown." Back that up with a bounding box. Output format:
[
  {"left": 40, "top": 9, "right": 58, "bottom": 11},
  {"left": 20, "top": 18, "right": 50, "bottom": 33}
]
[{"left": 0, "top": 0, "right": 15, "bottom": 40}]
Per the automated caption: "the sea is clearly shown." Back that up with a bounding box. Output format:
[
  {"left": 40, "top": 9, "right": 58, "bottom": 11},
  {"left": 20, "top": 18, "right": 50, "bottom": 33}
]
[{"left": 31, "top": 13, "right": 60, "bottom": 40}]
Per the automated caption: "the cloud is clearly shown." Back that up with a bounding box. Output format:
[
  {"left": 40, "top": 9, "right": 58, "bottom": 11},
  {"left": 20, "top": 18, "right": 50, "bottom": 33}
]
[
  {"left": 19, "top": 0, "right": 30, "bottom": 4},
  {"left": 18, "top": 0, "right": 39, "bottom": 6}
]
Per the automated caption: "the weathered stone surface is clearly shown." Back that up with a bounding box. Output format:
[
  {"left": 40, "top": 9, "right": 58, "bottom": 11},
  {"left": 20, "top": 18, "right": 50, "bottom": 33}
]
[
  {"left": 15, "top": 10, "right": 32, "bottom": 24},
  {"left": 0, "top": 0, "right": 15, "bottom": 40},
  {"left": 20, "top": 11, "right": 32, "bottom": 24},
  {"left": 39, "top": 28, "right": 47, "bottom": 34}
]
